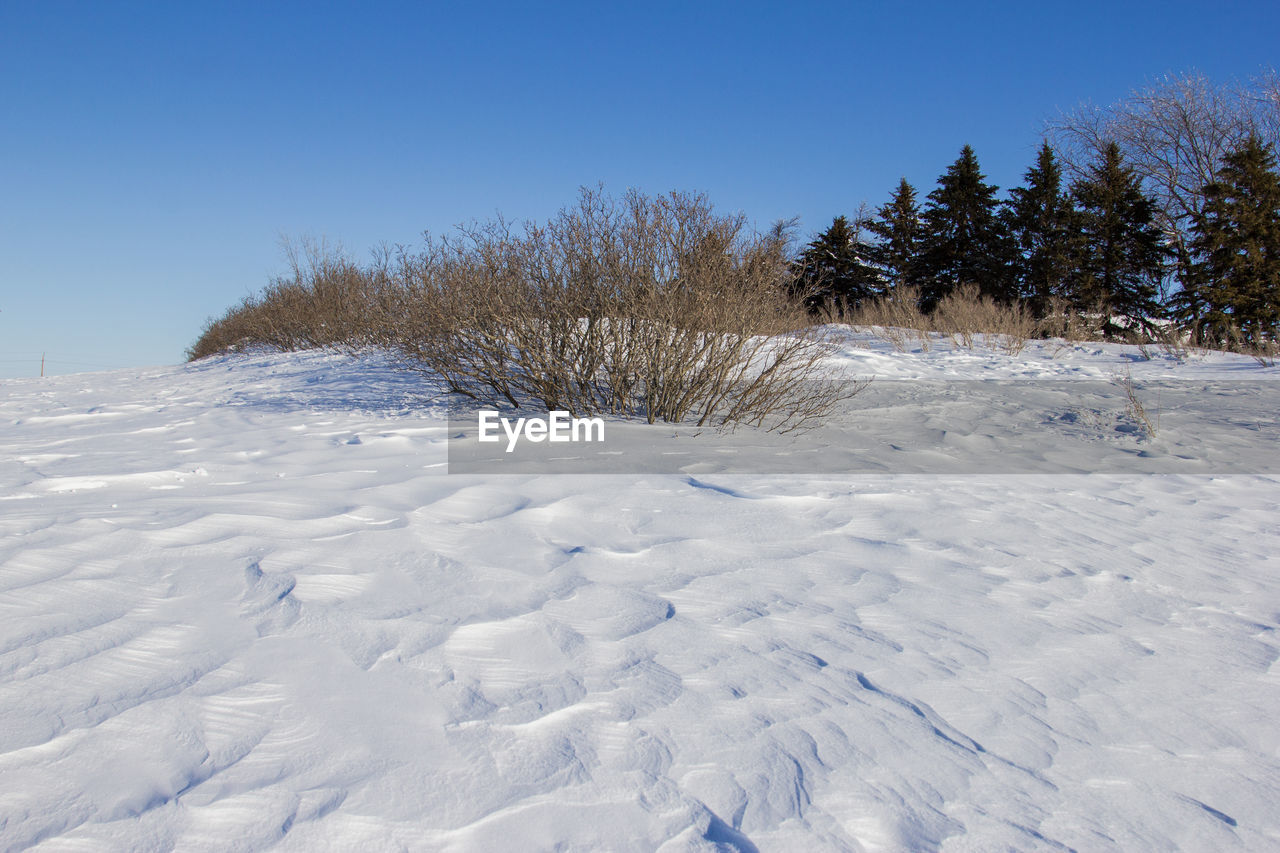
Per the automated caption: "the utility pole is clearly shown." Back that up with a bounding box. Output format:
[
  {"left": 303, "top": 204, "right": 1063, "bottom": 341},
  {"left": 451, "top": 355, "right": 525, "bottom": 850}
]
[{"left": 41, "top": 353, "right": 45, "bottom": 378}]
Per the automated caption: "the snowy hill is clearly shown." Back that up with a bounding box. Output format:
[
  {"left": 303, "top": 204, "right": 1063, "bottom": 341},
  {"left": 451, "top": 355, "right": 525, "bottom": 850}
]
[{"left": 2, "top": 333, "right": 1279, "bottom": 851}]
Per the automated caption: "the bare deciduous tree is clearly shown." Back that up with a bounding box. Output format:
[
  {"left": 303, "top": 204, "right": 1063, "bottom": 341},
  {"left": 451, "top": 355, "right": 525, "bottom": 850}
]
[{"left": 1046, "top": 70, "right": 1280, "bottom": 315}]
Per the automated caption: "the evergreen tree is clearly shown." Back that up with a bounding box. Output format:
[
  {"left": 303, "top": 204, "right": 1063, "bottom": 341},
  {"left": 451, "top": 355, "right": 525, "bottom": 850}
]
[
  {"left": 866, "top": 178, "right": 923, "bottom": 295},
  {"left": 917, "top": 145, "right": 1014, "bottom": 310},
  {"left": 1190, "top": 135, "right": 1280, "bottom": 345},
  {"left": 1165, "top": 262, "right": 1209, "bottom": 343},
  {"left": 1072, "top": 142, "right": 1166, "bottom": 333},
  {"left": 1003, "top": 142, "right": 1080, "bottom": 316},
  {"left": 791, "top": 215, "right": 880, "bottom": 314}
]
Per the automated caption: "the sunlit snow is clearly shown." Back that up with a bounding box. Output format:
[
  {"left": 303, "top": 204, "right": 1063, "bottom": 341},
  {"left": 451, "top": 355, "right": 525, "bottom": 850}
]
[{"left": 2, "top": 332, "right": 1278, "bottom": 851}]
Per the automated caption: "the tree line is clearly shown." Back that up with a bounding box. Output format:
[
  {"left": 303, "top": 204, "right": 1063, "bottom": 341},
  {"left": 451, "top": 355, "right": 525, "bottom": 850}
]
[{"left": 793, "top": 71, "right": 1280, "bottom": 347}]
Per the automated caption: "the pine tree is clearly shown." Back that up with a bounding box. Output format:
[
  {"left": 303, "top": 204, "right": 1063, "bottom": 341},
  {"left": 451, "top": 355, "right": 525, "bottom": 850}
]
[
  {"left": 791, "top": 215, "right": 880, "bottom": 314},
  {"left": 1003, "top": 142, "right": 1080, "bottom": 317},
  {"left": 1072, "top": 142, "right": 1166, "bottom": 334},
  {"left": 1190, "top": 135, "right": 1280, "bottom": 345},
  {"left": 917, "top": 145, "right": 1013, "bottom": 310},
  {"left": 866, "top": 178, "right": 923, "bottom": 296}
]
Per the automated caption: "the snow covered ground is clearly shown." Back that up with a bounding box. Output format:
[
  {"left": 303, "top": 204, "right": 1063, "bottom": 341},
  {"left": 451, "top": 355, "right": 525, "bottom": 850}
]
[{"left": 2, "top": 331, "right": 1279, "bottom": 851}]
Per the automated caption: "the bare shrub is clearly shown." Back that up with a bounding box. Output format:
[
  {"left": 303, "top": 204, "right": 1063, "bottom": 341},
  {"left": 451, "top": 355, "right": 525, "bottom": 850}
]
[
  {"left": 242, "top": 188, "right": 856, "bottom": 431},
  {"left": 382, "top": 189, "right": 854, "bottom": 431},
  {"left": 188, "top": 239, "right": 385, "bottom": 360}
]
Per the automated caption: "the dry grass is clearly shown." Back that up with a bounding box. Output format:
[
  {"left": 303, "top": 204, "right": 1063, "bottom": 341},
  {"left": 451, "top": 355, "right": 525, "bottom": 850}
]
[
  {"left": 847, "top": 285, "right": 1045, "bottom": 355},
  {"left": 1251, "top": 339, "right": 1278, "bottom": 367},
  {"left": 1216, "top": 323, "right": 1279, "bottom": 366},
  {"left": 1147, "top": 323, "right": 1192, "bottom": 361},
  {"left": 1035, "top": 297, "right": 1107, "bottom": 345},
  {"left": 840, "top": 287, "right": 933, "bottom": 352},
  {"left": 933, "top": 285, "right": 1036, "bottom": 354},
  {"left": 1120, "top": 369, "right": 1159, "bottom": 437}
]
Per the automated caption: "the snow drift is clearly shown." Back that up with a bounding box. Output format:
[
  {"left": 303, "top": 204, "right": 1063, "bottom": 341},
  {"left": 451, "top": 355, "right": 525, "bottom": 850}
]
[{"left": 2, "top": 333, "right": 1278, "bottom": 851}]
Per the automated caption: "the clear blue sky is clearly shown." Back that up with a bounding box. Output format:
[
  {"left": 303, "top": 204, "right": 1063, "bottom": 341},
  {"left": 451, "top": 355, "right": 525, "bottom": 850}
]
[{"left": 2, "top": 0, "right": 1277, "bottom": 376}]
